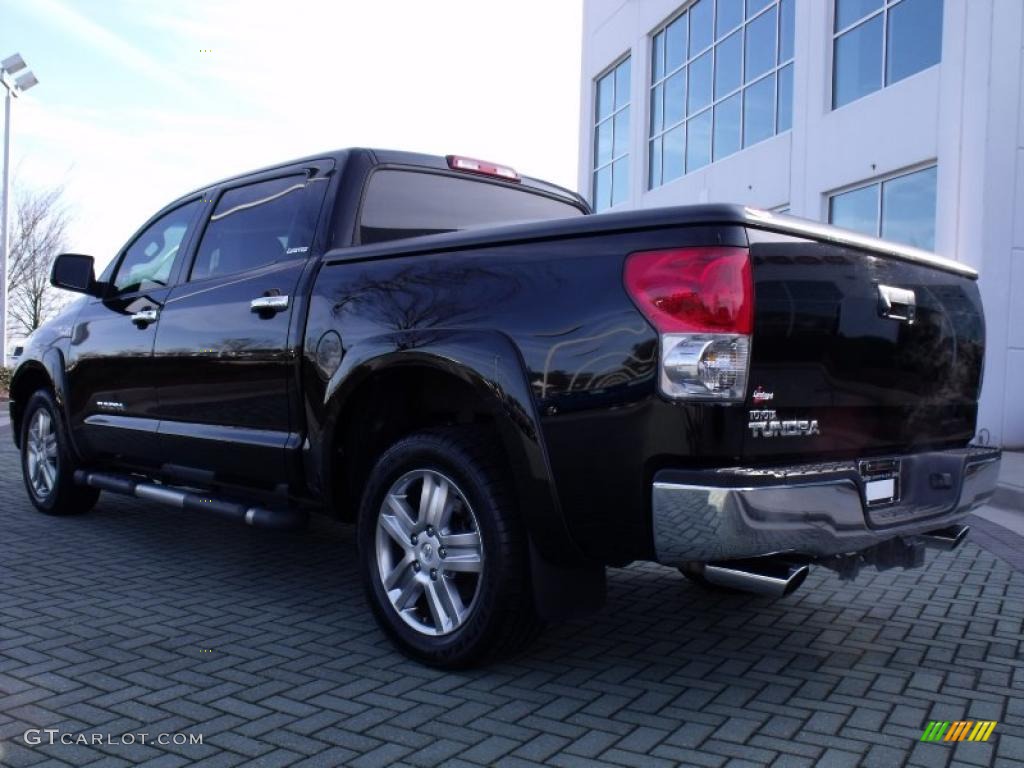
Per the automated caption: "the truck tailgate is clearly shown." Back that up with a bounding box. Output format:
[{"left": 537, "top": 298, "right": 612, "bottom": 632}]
[{"left": 743, "top": 227, "right": 983, "bottom": 460}]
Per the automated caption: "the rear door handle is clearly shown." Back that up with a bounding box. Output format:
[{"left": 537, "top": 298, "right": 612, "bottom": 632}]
[
  {"left": 130, "top": 308, "right": 159, "bottom": 327},
  {"left": 877, "top": 284, "right": 916, "bottom": 323},
  {"left": 250, "top": 295, "right": 289, "bottom": 315}
]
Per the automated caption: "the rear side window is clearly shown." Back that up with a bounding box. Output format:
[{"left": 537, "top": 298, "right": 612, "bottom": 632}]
[
  {"left": 191, "top": 175, "right": 318, "bottom": 281},
  {"left": 358, "top": 170, "right": 584, "bottom": 245}
]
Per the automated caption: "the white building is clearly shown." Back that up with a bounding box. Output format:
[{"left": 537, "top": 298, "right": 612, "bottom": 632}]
[{"left": 578, "top": 0, "right": 1024, "bottom": 448}]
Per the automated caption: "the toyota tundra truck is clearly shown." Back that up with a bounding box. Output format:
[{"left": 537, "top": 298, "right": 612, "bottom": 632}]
[{"left": 10, "top": 148, "right": 1000, "bottom": 667}]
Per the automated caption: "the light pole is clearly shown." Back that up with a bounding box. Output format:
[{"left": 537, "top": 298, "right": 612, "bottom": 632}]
[{"left": 1, "top": 53, "right": 39, "bottom": 367}]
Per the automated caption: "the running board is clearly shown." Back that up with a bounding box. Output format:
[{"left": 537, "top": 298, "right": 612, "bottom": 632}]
[{"left": 73, "top": 470, "right": 307, "bottom": 530}]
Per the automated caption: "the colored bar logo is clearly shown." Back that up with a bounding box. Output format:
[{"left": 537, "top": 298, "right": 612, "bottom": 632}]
[{"left": 921, "top": 721, "right": 997, "bottom": 742}]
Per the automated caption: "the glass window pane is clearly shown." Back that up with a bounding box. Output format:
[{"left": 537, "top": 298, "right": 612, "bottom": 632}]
[
  {"left": 833, "top": 15, "right": 883, "bottom": 108},
  {"left": 881, "top": 166, "right": 937, "bottom": 250},
  {"left": 650, "top": 83, "right": 664, "bottom": 135},
  {"left": 649, "top": 137, "right": 663, "bottom": 188},
  {"left": 715, "top": 31, "right": 742, "bottom": 99},
  {"left": 713, "top": 93, "right": 742, "bottom": 161},
  {"left": 666, "top": 16, "right": 687, "bottom": 72},
  {"left": 594, "top": 166, "right": 612, "bottom": 211},
  {"left": 744, "top": 74, "right": 775, "bottom": 147},
  {"left": 664, "top": 124, "right": 685, "bottom": 183},
  {"left": 653, "top": 31, "right": 665, "bottom": 82},
  {"left": 779, "top": 0, "right": 795, "bottom": 61},
  {"left": 194, "top": 177, "right": 312, "bottom": 280},
  {"left": 690, "top": 0, "right": 713, "bottom": 54},
  {"left": 597, "top": 73, "right": 614, "bottom": 120},
  {"left": 114, "top": 201, "right": 199, "bottom": 293},
  {"left": 595, "top": 119, "right": 613, "bottom": 167},
  {"left": 777, "top": 63, "right": 793, "bottom": 132},
  {"left": 829, "top": 184, "right": 880, "bottom": 237},
  {"left": 717, "top": 0, "right": 744, "bottom": 36},
  {"left": 886, "top": 0, "right": 942, "bottom": 86},
  {"left": 612, "top": 157, "right": 630, "bottom": 207},
  {"left": 665, "top": 70, "right": 686, "bottom": 127},
  {"left": 686, "top": 109, "right": 712, "bottom": 171},
  {"left": 746, "top": 0, "right": 772, "bottom": 16},
  {"left": 688, "top": 51, "right": 713, "bottom": 114},
  {"left": 613, "top": 107, "right": 630, "bottom": 158},
  {"left": 835, "top": 0, "right": 883, "bottom": 31},
  {"left": 745, "top": 7, "right": 777, "bottom": 82},
  {"left": 615, "top": 58, "right": 631, "bottom": 109}
]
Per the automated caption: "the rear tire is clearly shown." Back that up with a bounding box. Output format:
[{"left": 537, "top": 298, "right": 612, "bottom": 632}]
[
  {"left": 357, "top": 428, "right": 543, "bottom": 668},
  {"left": 20, "top": 390, "right": 100, "bottom": 516}
]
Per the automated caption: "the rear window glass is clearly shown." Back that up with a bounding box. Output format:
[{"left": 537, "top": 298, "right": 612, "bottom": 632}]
[{"left": 358, "top": 170, "right": 584, "bottom": 245}]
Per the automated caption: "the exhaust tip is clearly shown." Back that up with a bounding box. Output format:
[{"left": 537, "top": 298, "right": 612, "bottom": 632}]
[
  {"left": 702, "top": 558, "right": 809, "bottom": 598},
  {"left": 920, "top": 524, "right": 970, "bottom": 551}
]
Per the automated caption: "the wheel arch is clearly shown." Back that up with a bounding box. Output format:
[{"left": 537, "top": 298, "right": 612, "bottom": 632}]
[
  {"left": 8, "top": 350, "right": 70, "bottom": 450},
  {"left": 318, "top": 329, "right": 585, "bottom": 568}
]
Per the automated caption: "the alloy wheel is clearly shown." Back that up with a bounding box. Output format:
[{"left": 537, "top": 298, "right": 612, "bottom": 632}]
[
  {"left": 26, "top": 409, "right": 59, "bottom": 500},
  {"left": 374, "top": 469, "right": 484, "bottom": 636}
]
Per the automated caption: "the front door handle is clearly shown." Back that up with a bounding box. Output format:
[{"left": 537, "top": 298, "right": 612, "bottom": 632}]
[
  {"left": 250, "top": 295, "right": 289, "bottom": 315},
  {"left": 130, "top": 308, "right": 159, "bottom": 327}
]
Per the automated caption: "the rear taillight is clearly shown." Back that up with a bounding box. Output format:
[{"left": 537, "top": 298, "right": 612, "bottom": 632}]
[{"left": 625, "top": 247, "right": 753, "bottom": 402}]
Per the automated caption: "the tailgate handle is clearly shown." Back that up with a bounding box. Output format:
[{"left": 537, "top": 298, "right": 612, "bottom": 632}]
[{"left": 878, "top": 284, "right": 916, "bottom": 323}]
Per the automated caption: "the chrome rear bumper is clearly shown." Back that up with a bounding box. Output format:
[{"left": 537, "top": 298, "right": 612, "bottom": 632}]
[{"left": 651, "top": 446, "right": 1000, "bottom": 565}]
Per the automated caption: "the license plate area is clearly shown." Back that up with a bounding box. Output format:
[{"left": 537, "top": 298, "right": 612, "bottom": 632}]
[{"left": 860, "top": 458, "right": 900, "bottom": 507}]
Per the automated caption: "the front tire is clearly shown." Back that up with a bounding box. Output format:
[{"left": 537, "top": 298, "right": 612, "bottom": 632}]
[
  {"left": 20, "top": 390, "right": 100, "bottom": 516},
  {"left": 357, "top": 429, "right": 542, "bottom": 668}
]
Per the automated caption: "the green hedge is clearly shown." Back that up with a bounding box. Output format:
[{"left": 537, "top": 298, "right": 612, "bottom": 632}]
[{"left": 0, "top": 366, "right": 11, "bottom": 395}]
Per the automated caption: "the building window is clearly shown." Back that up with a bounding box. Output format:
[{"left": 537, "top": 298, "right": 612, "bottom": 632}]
[
  {"left": 832, "top": 0, "right": 942, "bottom": 109},
  {"left": 828, "top": 165, "right": 937, "bottom": 250},
  {"left": 648, "top": 0, "right": 794, "bottom": 189},
  {"left": 593, "top": 57, "right": 631, "bottom": 211}
]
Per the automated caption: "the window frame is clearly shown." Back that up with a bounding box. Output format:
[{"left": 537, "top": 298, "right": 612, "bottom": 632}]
[
  {"left": 826, "top": 162, "right": 938, "bottom": 249},
  {"left": 105, "top": 196, "right": 205, "bottom": 299},
  {"left": 830, "top": 0, "right": 942, "bottom": 110},
  {"left": 592, "top": 53, "right": 632, "bottom": 212},
  {"left": 647, "top": 0, "right": 795, "bottom": 190}
]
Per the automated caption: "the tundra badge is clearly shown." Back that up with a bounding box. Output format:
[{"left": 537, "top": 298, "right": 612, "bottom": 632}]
[{"left": 748, "top": 409, "right": 820, "bottom": 438}]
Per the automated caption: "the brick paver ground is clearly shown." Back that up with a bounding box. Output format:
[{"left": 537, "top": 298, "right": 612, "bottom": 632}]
[{"left": 1, "top": 430, "right": 1022, "bottom": 768}]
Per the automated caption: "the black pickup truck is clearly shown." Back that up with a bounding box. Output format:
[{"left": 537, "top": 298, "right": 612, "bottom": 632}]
[{"left": 11, "top": 148, "right": 1000, "bottom": 666}]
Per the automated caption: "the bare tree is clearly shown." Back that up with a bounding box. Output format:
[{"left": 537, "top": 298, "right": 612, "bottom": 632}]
[{"left": 7, "top": 184, "right": 72, "bottom": 337}]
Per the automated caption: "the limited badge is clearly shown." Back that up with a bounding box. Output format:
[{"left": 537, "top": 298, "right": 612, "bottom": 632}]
[{"left": 752, "top": 386, "right": 774, "bottom": 403}]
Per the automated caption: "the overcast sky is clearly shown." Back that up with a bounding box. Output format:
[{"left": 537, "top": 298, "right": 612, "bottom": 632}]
[{"left": 4, "top": 0, "right": 583, "bottom": 270}]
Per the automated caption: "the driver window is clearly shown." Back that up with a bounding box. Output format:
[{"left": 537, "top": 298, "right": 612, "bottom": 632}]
[{"left": 111, "top": 200, "right": 201, "bottom": 294}]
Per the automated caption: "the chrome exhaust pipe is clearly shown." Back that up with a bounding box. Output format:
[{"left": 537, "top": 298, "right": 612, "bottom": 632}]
[
  {"left": 701, "top": 558, "right": 809, "bottom": 597},
  {"left": 919, "top": 524, "right": 970, "bottom": 551}
]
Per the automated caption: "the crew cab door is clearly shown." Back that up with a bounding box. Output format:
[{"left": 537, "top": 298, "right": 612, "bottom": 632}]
[
  {"left": 150, "top": 162, "right": 331, "bottom": 490},
  {"left": 66, "top": 197, "right": 203, "bottom": 464}
]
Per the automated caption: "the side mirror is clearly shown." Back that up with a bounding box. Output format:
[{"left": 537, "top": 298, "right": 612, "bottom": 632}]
[{"left": 51, "top": 253, "right": 100, "bottom": 295}]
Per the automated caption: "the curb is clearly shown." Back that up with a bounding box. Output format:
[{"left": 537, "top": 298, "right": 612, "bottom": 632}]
[{"left": 992, "top": 484, "right": 1024, "bottom": 512}]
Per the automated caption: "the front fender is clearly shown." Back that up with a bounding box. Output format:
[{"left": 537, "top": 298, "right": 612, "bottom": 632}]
[
  {"left": 320, "top": 328, "right": 587, "bottom": 566},
  {"left": 9, "top": 348, "right": 76, "bottom": 454}
]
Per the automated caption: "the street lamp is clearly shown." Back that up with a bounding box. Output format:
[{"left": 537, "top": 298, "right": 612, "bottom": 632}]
[{"left": 1, "top": 52, "right": 39, "bottom": 367}]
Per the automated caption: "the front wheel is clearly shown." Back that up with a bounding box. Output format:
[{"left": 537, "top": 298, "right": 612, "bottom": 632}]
[
  {"left": 357, "top": 429, "right": 542, "bottom": 668},
  {"left": 20, "top": 390, "right": 100, "bottom": 516}
]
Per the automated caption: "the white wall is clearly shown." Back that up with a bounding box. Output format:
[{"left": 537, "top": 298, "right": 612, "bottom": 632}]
[{"left": 579, "top": 0, "right": 1023, "bottom": 447}]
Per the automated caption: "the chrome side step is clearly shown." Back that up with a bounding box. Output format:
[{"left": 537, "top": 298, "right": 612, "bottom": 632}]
[
  {"left": 73, "top": 470, "right": 307, "bottom": 530},
  {"left": 701, "top": 558, "right": 809, "bottom": 597},
  {"left": 919, "top": 524, "right": 970, "bottom": 551}
]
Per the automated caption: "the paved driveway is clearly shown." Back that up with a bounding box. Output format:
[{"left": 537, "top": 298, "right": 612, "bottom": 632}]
[{"left": 1, "top": 430, "right": 1022, "bottom": 768}]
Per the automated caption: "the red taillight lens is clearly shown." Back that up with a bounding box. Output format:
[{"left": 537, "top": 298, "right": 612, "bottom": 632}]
[{"left": 624, "top": 247, "right": 753, "bottom": 334}]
